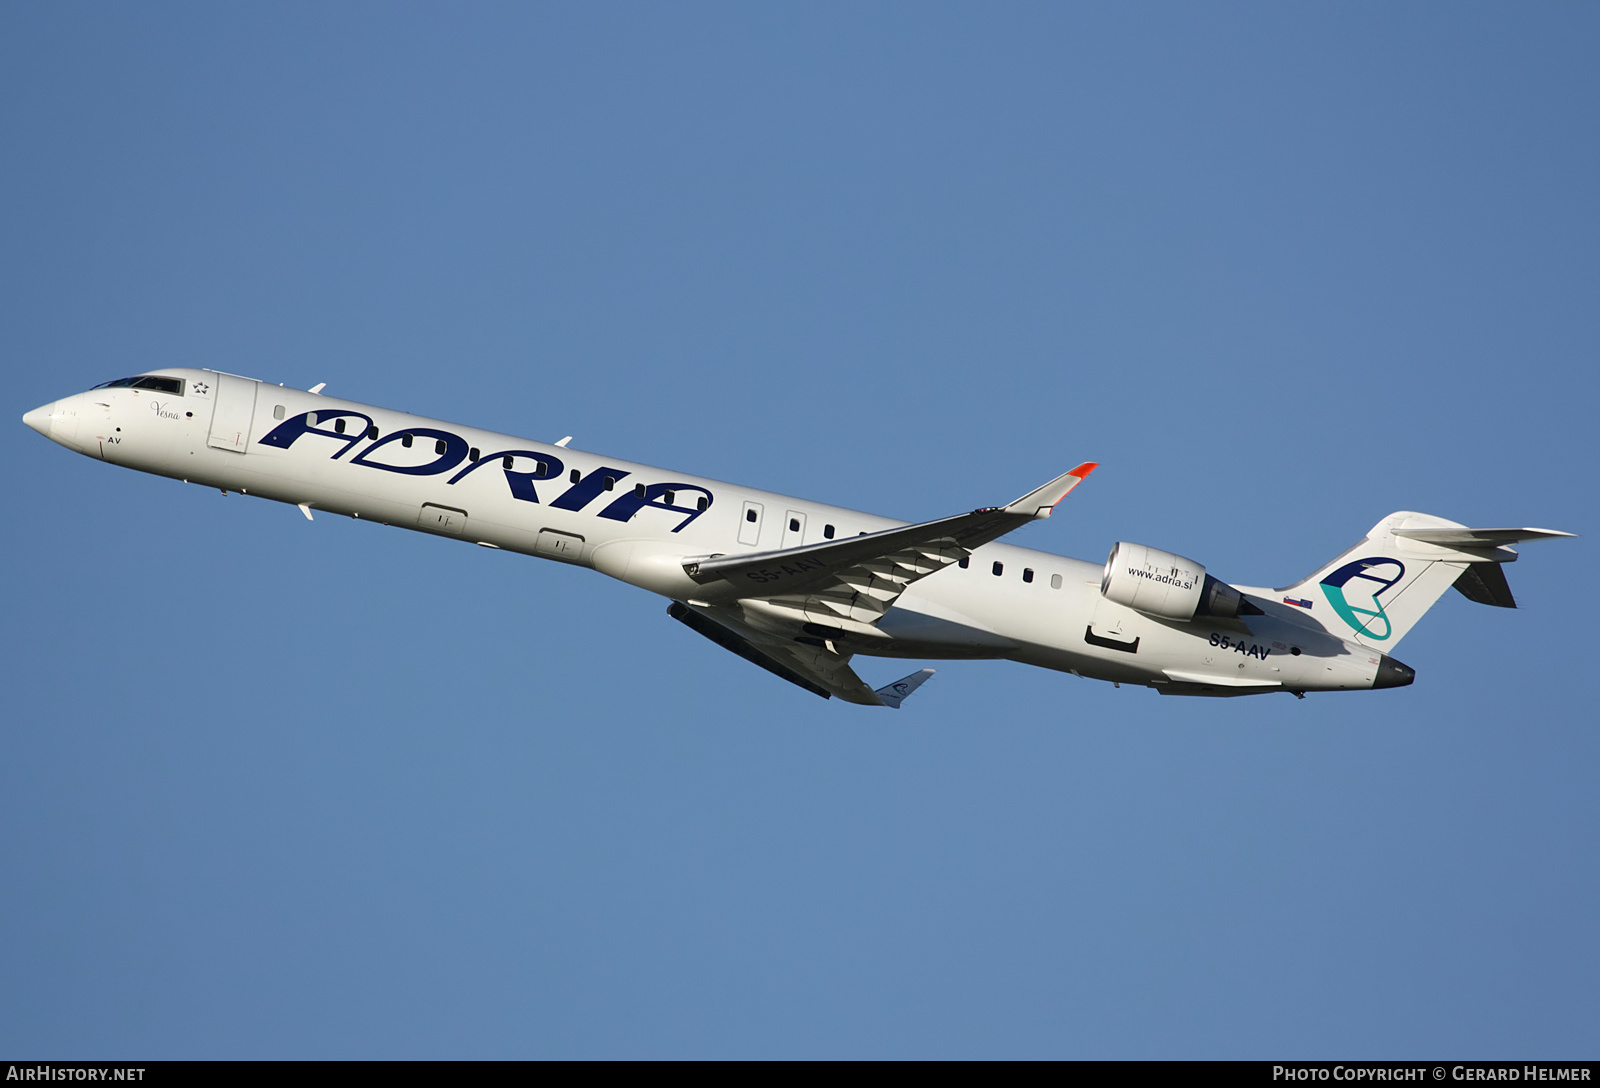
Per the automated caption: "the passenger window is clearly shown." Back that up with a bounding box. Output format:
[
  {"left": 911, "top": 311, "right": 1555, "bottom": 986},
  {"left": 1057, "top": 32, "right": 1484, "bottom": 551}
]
[
  {"left": 697, "top": 497, "right": 709, "bottom": 511},
  {"left": 570, "top": 469, "right": 580, "bottom": 483},
  {"left": 503, "top": 455, "right": 514, "bottom": 469},
  {"left": 469, "top": 447, "right": 480, "bottom": 462},
  {"left": 401, "top": 433, "right": 413, "bottom": 448},
  {"left": 1050, "top": 573, "right": 1062, "bottom": 589},
  {"left": 603, "top": 476, "right": 615, "bottom": 490},
  {"left": 335, "top": 418, "right": 347, "bottom": 434},
  {"left": 536, "top": 461, "right": 547, "bottom": 474},
  {"left": 824, "top": 524, "right": 835, "bottom": 539},
  {"left": 635, "top": 483, "right": 646, "bottom": 497},
  {"left": 367, "top": 425, "right": 378, "bottom": 439},
  {"left": 746, "top": 509, "right": 758, "bottom": 523},
  {"left": 273, "top": 405, "right": 285, "bottom": 420},
  {"left": 664, "top": 491, "right": 675, "bottom": 504},
  {"left": 789, "top": 518, "right": 800, "bottom": 533},
  {"left": 1023, "top": 568, "right": 1034, "bottom": 583},
  {"left": 992, "top": 561, "right": 1004, "bottom": 576}
]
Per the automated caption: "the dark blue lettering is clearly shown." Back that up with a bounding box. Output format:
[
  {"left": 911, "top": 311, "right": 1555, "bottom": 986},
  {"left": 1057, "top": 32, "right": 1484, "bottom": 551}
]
[
  {"left": 550, "top": 467, "right": 632, "bottom": 512},
  {"left": 350, "top": 427, "right": 470, "bottom": 476},
  {"left": 257, "top": 410, "right": 377, "bottom": 459},
  {"left": 446, "top": 449, "right": 566, "bottom": 502},
  {"left": 596, "top": 483, "right": 713, "bottom": 532}
]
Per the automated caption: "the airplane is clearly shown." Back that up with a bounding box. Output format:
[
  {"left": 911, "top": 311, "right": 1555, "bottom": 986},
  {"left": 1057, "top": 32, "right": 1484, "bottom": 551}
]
[{"left": 22, "top": 369, "right": 1574, "bottom": 707}]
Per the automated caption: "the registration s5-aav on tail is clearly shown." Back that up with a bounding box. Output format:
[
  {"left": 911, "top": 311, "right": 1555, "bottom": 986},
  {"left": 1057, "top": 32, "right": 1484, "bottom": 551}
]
[{"left": 23, "top": 370, "right": 1575, "bottom": 707}]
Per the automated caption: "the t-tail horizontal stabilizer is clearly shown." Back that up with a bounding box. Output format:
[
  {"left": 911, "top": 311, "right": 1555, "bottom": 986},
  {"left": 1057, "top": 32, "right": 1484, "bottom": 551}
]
[
  {"left": 1393, "top": 525, "right": 1576, "bottom": 611},
  {"left": 874, "top": 668, "right": 935, "bottom": 709},
  {"left": 1391, "top": 527, "right": 1576, "bottom": 548}
]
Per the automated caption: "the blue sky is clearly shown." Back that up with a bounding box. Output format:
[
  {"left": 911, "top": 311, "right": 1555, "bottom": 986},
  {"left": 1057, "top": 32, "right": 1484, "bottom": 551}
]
[{"left": 3, "top": 2, "right": 1596, "bottom": 1058}]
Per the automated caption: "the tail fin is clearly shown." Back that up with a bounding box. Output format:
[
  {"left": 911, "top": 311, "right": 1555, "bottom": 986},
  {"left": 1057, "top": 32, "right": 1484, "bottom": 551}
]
[{"left": 1273, "top": 513, "right": 1573, "bottom": 650}]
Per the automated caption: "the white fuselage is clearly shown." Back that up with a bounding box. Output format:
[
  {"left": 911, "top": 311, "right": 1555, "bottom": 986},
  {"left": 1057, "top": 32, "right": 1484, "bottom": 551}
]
[{"left": 24, "top": 369, "right": 1392, "bottom": 696}]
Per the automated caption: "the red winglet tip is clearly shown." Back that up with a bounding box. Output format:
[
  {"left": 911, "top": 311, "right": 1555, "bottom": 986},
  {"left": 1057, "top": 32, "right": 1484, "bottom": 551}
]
[{"left": 1070, "top": 461, "right": 1098, "bottom": 478}]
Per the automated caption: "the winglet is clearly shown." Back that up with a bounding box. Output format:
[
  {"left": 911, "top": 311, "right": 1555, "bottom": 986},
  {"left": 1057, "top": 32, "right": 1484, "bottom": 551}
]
[
  {"left": 874, "top": 668, "right": 936, "bottom": 709},
  {"left": 1003, "top": 462, "right": 1098, "bottom": 519}
]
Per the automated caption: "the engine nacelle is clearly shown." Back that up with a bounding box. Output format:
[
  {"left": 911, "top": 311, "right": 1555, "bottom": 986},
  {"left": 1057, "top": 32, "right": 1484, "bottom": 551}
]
[{"left": 1101, "top": 542, "right": 1245, "bottom": 621}]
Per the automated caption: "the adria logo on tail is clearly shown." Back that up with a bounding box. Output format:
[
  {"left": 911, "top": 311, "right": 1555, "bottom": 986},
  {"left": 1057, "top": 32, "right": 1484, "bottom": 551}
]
[{"left": 1319, "top": 558, "right": 1405, "bottom": 640}]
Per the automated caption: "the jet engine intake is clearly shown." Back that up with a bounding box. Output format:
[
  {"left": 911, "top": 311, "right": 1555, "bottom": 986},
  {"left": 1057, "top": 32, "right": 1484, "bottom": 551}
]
[{"left": 1101, "top": 542, "right": 1244, "bottom": 621}]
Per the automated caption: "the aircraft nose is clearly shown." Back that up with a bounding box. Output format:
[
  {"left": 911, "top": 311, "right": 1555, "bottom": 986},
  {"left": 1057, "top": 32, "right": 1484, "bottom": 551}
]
[
  {"left": 1373, "top": 654, "right": 1415, "bottom": 689},
  {"left": 23, "top": 402, "right": 54, "bottom": 437}
]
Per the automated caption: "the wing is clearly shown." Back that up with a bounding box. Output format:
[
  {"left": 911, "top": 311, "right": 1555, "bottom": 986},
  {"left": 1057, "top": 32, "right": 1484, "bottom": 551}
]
[
  {"left": 667, "top": 463, "right": 1095, "bottom": 705},
  {"left": 874, "top": 668, "right": 935, "bottom": 709},
  {"left": 669, "top": 602, "right": 941, "bottom": 707},
  {"left": 683, "top": 463, "right": 1097, "bottom": 637},
  {"left": 668, "top": 601, "right": 887, "bottom": 704}
]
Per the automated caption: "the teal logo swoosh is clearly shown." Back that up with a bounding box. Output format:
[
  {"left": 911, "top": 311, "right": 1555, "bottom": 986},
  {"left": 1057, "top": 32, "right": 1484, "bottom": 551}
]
[{"left": 1319, "top": 558, "right": 1405, "bottom": 641}]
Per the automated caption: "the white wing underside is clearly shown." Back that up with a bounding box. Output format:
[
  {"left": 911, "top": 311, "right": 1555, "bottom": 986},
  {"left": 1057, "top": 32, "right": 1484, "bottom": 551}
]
[{"left": 668, "top": 600, "right": 907, "bottom": 705}]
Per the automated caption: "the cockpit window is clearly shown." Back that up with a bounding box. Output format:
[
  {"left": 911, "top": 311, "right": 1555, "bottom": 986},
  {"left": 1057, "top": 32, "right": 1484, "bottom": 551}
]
[{"left": 91, "top": 375, "right": 185, "bottom": 395}]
